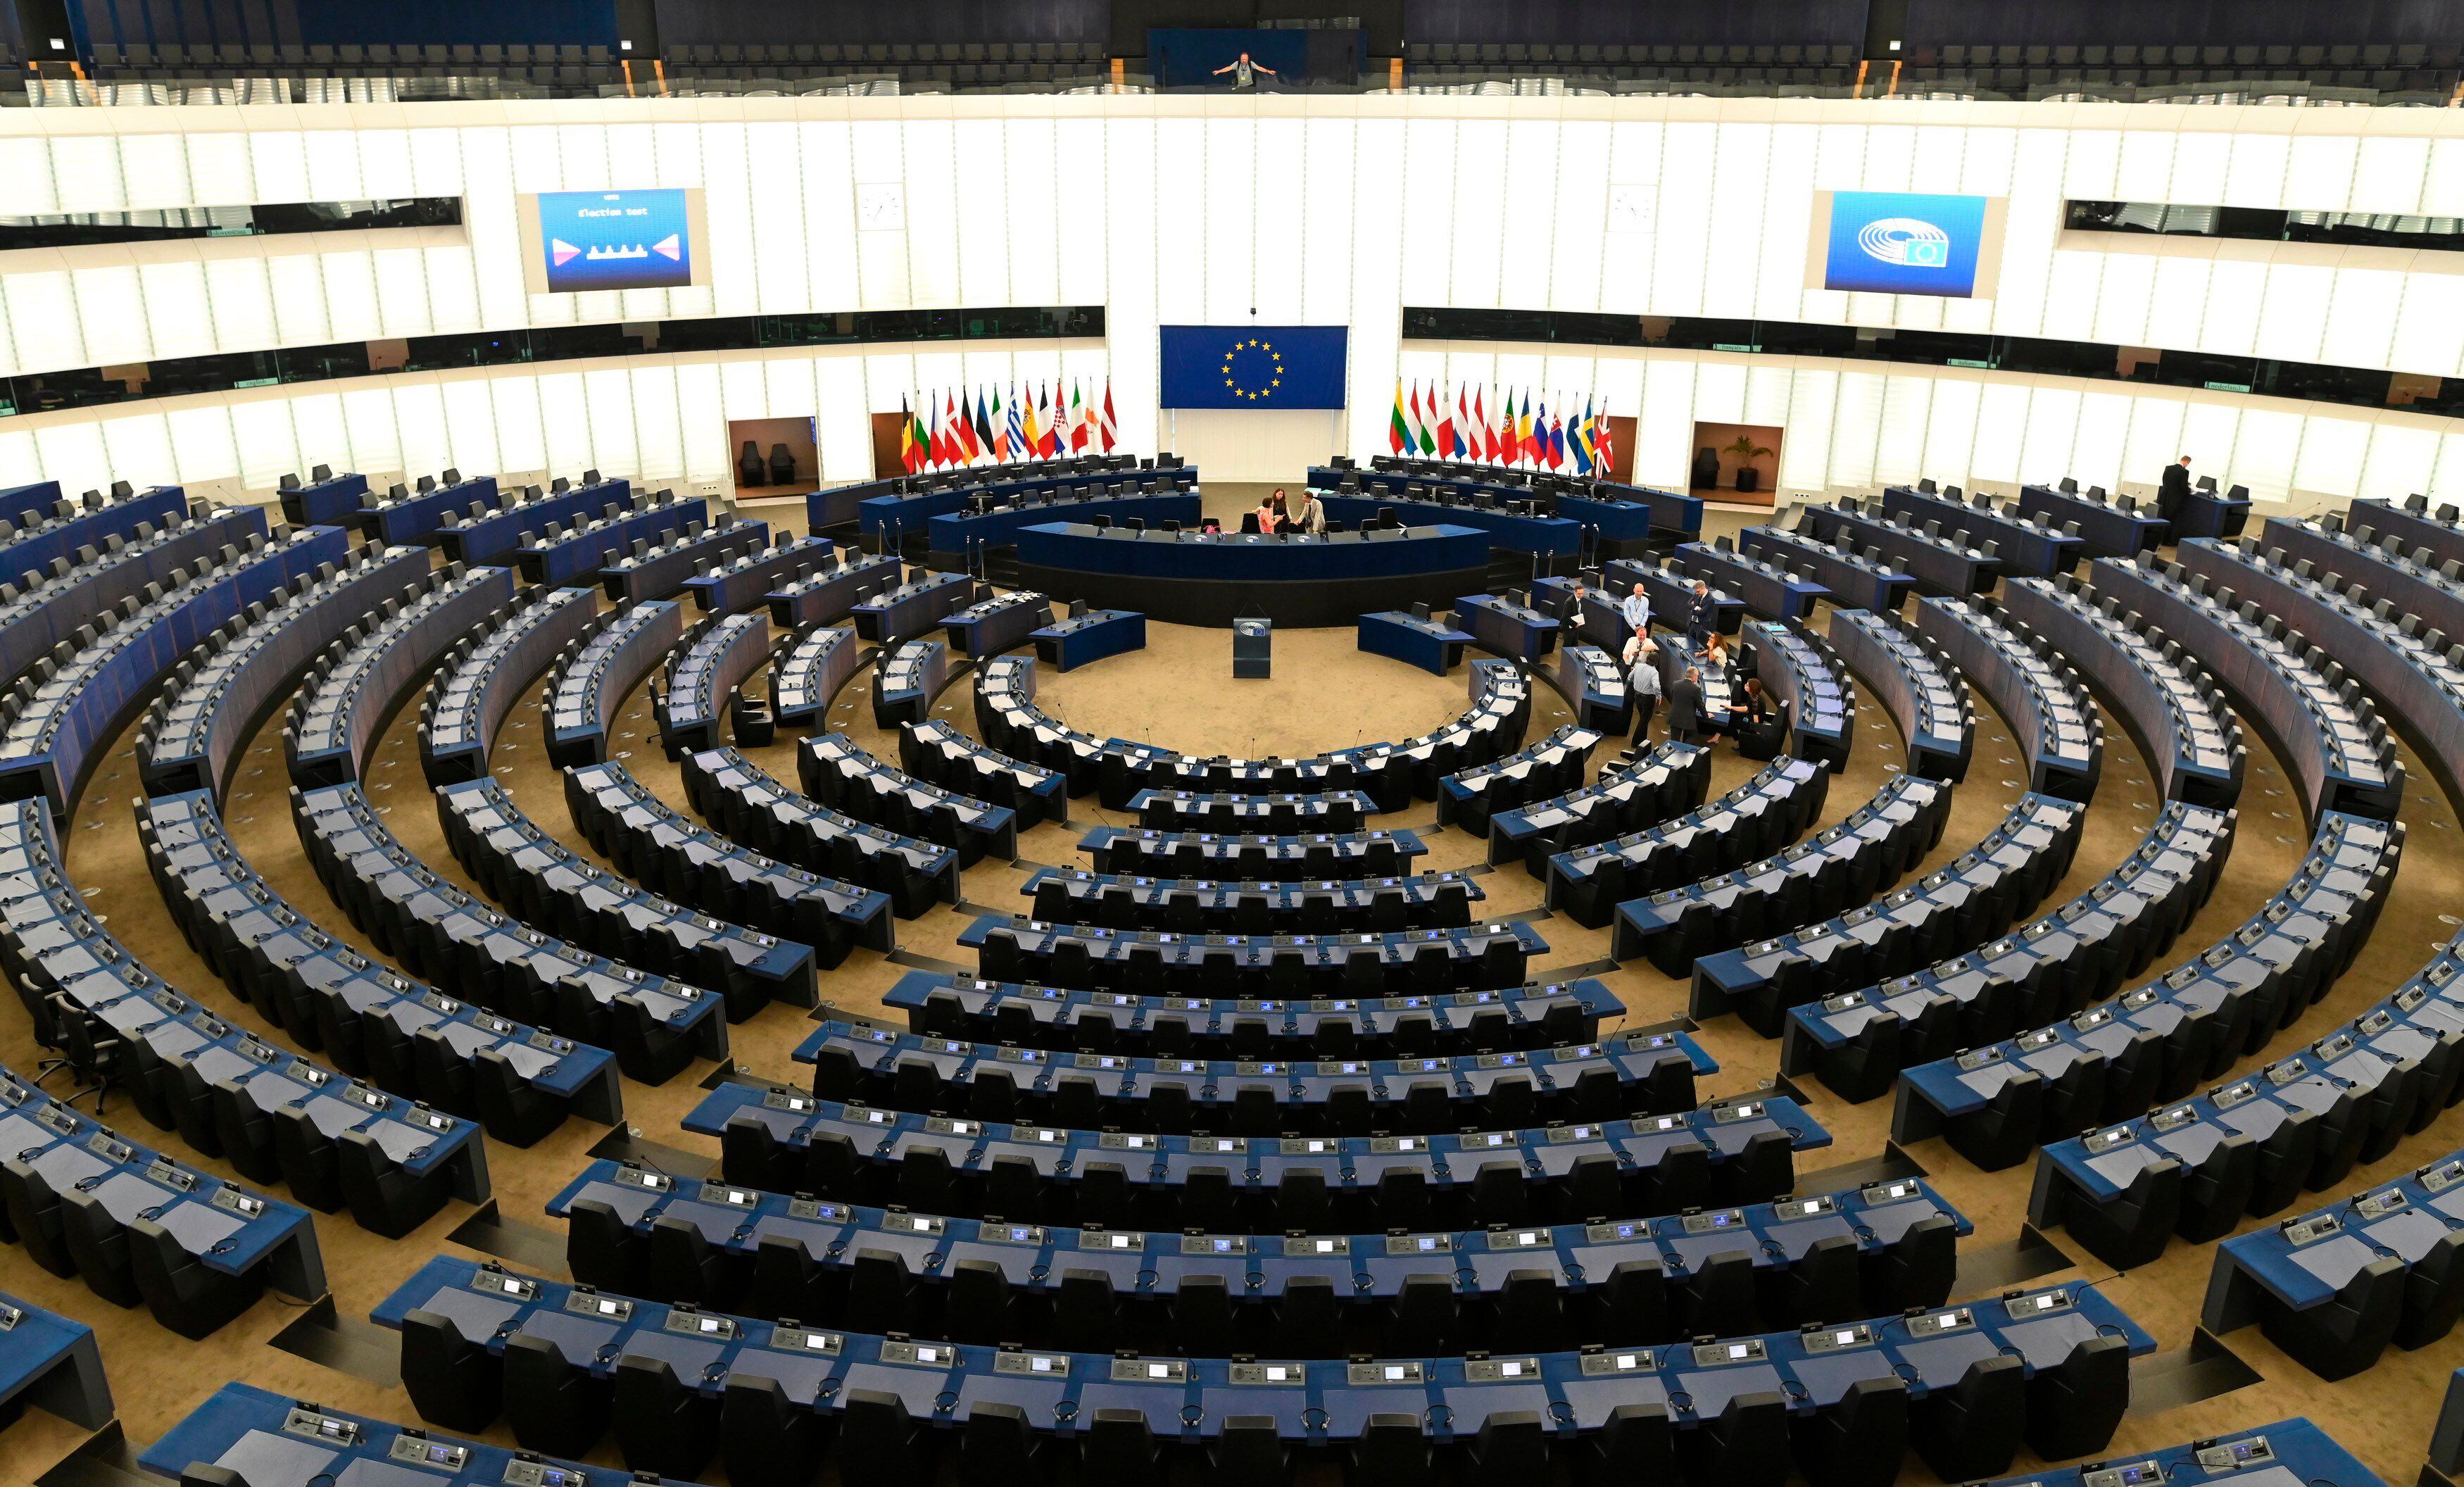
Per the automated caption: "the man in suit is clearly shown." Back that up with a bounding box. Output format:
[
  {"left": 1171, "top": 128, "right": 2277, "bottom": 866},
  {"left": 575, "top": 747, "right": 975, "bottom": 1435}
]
[
  {"left": 1553, "top": 579, "right": 1591, "bottom": 625},
  {"left": 1683, "top": 579, "right": 1716, "bottom": 648},
  {"left": 1665, "top": 664, "right": 1706, "bottom": 744},
  {"left": 2158, "top": 456, "right": 2193, "bottom": 523}
]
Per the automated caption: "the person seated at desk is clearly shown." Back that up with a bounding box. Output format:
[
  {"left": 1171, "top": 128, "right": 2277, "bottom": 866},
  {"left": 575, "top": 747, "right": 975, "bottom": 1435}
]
[
  {"left": 1731, "top": 675, "right": 1784, "bottom": 760},
  {"left": 1683, "top": 578, "right": 1716, "bottom": 646},
  {"left": 1701, "top": 630, "right": 1737, "bottom": 679},
  {"left": 1628, "top": 649, "right": 1663, "bottom": 743},
  {"left": 1666, "top": 663, "right": 1710, "bottom": 744},
  {"left": 1292, "top": 487, "right": 1327, "bottom": 534},
  {"left": 1199, "top": 516, "right": 1223, "bottom": 534}
]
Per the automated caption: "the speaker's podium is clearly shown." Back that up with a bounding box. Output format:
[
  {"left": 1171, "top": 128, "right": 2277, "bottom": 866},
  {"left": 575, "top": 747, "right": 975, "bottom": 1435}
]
[{"left": 1233, "top": 615, "right": 1272, "bottom": 679}]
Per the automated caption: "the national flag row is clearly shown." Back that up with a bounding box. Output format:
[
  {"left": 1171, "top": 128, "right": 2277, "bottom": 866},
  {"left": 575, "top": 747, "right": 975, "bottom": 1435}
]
[
  {"left": 1387, "top": 381, "right": 1617, "bottom": 477},
  {"left": 901, "top": 379, "right": 1119, "bottom": 474}
]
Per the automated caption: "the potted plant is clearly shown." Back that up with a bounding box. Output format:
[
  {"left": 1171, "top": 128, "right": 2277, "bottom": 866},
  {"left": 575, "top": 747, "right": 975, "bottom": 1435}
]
[{"left": 1723, "top": 433, "right": 1773, "bottom": 493}]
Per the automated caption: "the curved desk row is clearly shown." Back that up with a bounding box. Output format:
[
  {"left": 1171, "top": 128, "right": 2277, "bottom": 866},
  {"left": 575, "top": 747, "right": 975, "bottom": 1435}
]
[
  {"left": 1800, "top": 501, "right": 2001, "bottom": 599},
  {"left": 1880, "top": 484, "right": 2082, "bottom": 578},
  {"left": 140, "top": 787, "right": 620, "bottom": 1148},
  {"left": 1783, "top": 800, "right": 2234, "bottom": 1105},
  {"left": 854, "top": 456, "right": 1155, "bottom": 538},
  {"left": 802, "top": 732, "right": 1018, "bottom": 864},
  {"left": 599, "top": 513, "right": 767, "bottom": 604},
  {"left": 1019, "top": 865, "right": 1482, "bottom": 935},
  {"left": 1740, "top": 525, "right": 1911, "bottom": 613},
  {"left": 541, "top": 596, "right": 683, "bottom": 769},
  {"left": 873, "top": 637, "right": 948, "bottom": 729},
  {"left": 658, "top": 610, "right": 772, "bottom": 755},
  {"left": 360, "top": 471, "right": 500, "bottom": 546},
  {"left": 518, "top": 491, "right": 705, "bottom": 586},
  {"left": 697, "top": 1079, "right": 1827, "bottom": 1232},
  {"left": 1017, "top": 522, "right": 1495, "bottom": 627},
  {"left": 1083, "top": 824, "right": 1428, "bottom": 881},
  {"left": 886, "top": 970, "right": 1617, "bottom": 1059},
  {"left": 1673, "top": 540, "right": 1826, "bottom": 621},
  {"left": 1312, "top": 489, "right": 1583, "bottom": 558},
  {"left": 1825, "top": 608, "right": 1971, "bottom": 782},
  {"left": 1488, "top": 741, "right": 1711, "bottom": 873},
  {"left": 765, "top": 549, "right": 905, "bottom": 627},
  {"left": 680, "top": 746, "right": 960, "bottom": 915},
  {"left": 414, "top": 579, "right": 586, "bottom": 786},
  {"left": 375, "top": 1257, "right": 2137, "bottom": 1487},
  {"left": 682, "top": 530, "right": 836, "bottom": 613},
  {"left": 962, "top": 917, "right": 1548, "bottom": 999},
  {"left": 0, "top": 500, "right": 264, "bottom": 692},
  {"left": 0, "top": 483, "right": 187, "bottom": 594},
  {"left": 306, "top": 562, "right": 517, "bottom": 789},
  {"left": 1745, "top": 619, "right": 1854, "bottom": 770},
  {"left": 543, "top": 1158, "right": 1960, "bottom": 1356},
  {"left": 769, "top": 623, "right": 862, "bottom": 731},
  {"left": 1613, "top": 772, "right": 1951, "bottom": 974},
  {"left": 1691, "top": 793, "right": 2085, "bottom": 1039},
  {"left": 566, "top": 759, "right": 895, "bottom": 951},
  {"left": 1894, "top": 810, "right": 2398, "bottom": 1181},
  {"left": 436, "top": 775, "right": 823, "bottom": 1013},
  {"left": 136, "top": 542, "right": 433, "bottom": 800},
  {"left": 1546, "top": 758, "right": 1830, "bottom": 928},
  {"left": 1438, "top": 724, "right": 1600, "bottom": 835},
  {"left": 0, "top": 523, "right": 347, "bottom": 812},
  {"left": 0, "top": 793, "right": 489, "bottom": 1238},
  {"left": 436, "top": 475, "right": 631, "bottom": 564},
  {"left": 926, "top": 489, "right": 1202, "bottom": 566},
  {"left": 901, "top": 717, "right": 1068, "bottom": 826},
  {"left": 1913, "top": 596, "right": 2104, "bottom": 802},
  {"left": 792, "top": 1017, "right": 1709, "bottom": 1134},
  {"left": 294, "top": 781, "right": 729, "bottom": 1084},
  {"left": 2001, "top": 575, "right": 2246, "bottom": 809}
]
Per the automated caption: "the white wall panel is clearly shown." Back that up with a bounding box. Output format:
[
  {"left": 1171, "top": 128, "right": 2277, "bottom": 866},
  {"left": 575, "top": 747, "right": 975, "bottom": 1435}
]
[
  {"left": 1500, "top": 120, "right": 1559, "bottom": 308},
  {"left": 2361, "top": 423, "right": 2440, "bottom": 499},
  {"left": 437, "top": 378, "right": 501, "bottom": 481},
  {"left": 1447, "top": 120, "right": 1507, "bottom": 310},
  {"left": 489, "top": 377, "right": 546, "bottom": 479},
  {"left": 229, "top": 400, "right": 301, "bottom": 491},
  {"left": 1548, "top": 120, "right": 1610, "bottom": 314},
  {"left": 1921, "top": 377, "right": 1981, "bottom": 487},
  {"left": 2291, "top": 413, "right": 2368, "bottom": 501}
]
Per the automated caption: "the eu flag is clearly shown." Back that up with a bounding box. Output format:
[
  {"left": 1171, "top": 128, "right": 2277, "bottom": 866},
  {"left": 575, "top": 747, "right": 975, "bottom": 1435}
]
[{"left": 1159, "top": 325, "right": 1349, "bottom": 410}]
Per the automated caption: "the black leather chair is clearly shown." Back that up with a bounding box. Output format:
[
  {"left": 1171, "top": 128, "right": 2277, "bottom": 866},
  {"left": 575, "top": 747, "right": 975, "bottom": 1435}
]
[
  {"left": 767, "top": 444, "right": 796, "bottom": 485},
  {"left": 738, "top": 441, "right": 766, "bottom": 487}
]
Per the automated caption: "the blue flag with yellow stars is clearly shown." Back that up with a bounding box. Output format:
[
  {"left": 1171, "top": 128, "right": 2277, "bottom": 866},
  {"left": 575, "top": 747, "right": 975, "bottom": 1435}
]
[{"left": 1158, "top": 325, "right": 1349, "bottom": 409}]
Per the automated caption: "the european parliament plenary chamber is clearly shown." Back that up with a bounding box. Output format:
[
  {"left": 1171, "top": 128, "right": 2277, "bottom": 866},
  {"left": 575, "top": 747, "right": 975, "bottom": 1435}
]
[{"left": 0, "top": 21, "right": 2458, "bottom": 1487}]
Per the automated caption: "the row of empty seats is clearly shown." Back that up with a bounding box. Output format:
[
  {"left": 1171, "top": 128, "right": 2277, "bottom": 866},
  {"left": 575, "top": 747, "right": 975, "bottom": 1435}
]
[
  {"left": 803, "top": 731, "right": 1019, "bottom": 862},
  {"left": 414, "top": 580, "right": 588, "bottom": 785},
  {"left": 1913, "top": 595, "right": 2105, "bottom": 801},
  {"left": 962, "top": 917, "right": 1550, "bottom": 1000},
  {"left": 544, "top": 1157, "right": 1964, "bottom": 1355},
  {"left": 885, "top": 969, "right": 1621, "bottom": 1058},
  {"left": 769, "top": 622, "right": 862, "bottom": 730},
  {"left": 1547, "top": 758, "right": 1831, "bottom": 927},
  {"left": 0, "top": 793, "right": 489, "bottom": 1236},
  {"left": 1692, "top": 793, "right": 2086, "bottom": 1038},
  {"left": 292, "top": 780, "right": 729, "bottom": 1082},
  {"left": 541, "top": 593, "right": 682, "bottom": 767},
  {"left": 376, "top": 1249, "right": 2142, "bottom": 1487},
  {"left": 1799, "top": 500, "right": 2004, "bottom": 600},
  {"left": 1019, "top": 862, "right": 1483, "bottom": 935},
  {"left": 790, "top": 1016, "right": 1711, "bottom": 1134},
  {"left": 698, "top": 1077, "right": 1825, "bottom": 1231},
  {"left": 656, "top": 609, "right": 775, "bottom": 755},
  {"left": 1824, "top": 608, "right": 1973, "bottom": 782},
  {"left": 900, "top": 717, "right": 1068, "bottom": 825},
  {"left": 600, "top": 513, "right": 769, "bottom": 604},
  {"left": 679, "top": 746, "right": 960, "bottom": 915},
  {"left": 0, "top": 496, "right": 264, "bottom": 691}
]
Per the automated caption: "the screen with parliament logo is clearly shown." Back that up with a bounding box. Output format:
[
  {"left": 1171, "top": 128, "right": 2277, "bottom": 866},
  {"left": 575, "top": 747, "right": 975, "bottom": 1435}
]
[{"left": 1808, "top": 189, "right": 2009, "bottom": 299}]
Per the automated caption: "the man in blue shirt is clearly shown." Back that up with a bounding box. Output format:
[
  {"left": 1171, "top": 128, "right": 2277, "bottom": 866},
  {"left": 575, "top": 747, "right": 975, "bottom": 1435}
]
[{"left": 1619, "top": 582, "right": 1651, "bottom": 634}]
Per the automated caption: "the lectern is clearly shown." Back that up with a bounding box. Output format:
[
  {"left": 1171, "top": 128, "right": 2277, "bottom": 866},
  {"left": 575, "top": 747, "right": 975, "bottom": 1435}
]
[{"left": 1233, "top": 615, "right": 1272, "bottom": 679}]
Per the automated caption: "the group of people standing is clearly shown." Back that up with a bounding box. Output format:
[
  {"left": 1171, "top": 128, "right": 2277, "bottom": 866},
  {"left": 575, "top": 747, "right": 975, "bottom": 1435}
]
[
  {"left": 1556, "top": 577, "right": 1783, "bottom": 757},
  {"left": 1249, "top": 487, "right": 1328, "bottom": 535}
]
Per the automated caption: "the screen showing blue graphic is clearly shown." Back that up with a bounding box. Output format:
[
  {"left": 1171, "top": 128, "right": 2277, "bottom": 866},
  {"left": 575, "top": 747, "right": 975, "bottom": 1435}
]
[
  {"left": 1823, "top": 191, "right": 1991, "bottom": 297},
  {"left": 1159, "top": 325, "right": 1349, "bottom": 409},
  {"left": 536, "top": 189, "right": 695, "bottom": 292}
]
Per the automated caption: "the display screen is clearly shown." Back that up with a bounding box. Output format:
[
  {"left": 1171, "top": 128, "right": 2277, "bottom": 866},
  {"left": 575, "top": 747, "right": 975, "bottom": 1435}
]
[
  {"left": 1812, "top": 190, "right": 2004, "bottom": 299},
  {"left": 522, "top": 189, "right": 706, "bottom": 294}
]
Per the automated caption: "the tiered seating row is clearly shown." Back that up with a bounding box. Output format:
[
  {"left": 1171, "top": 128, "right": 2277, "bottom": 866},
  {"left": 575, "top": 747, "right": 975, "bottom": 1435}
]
[
  {"left": 770, "top": 624, "right": 861, "bottom": 730},
  {"left": 1740, "top": 523, "right": 1912, "bottom": 612},
  {"left": 1783, "top": 800, "right": 2235, "bottom": 1103},
  {"left": 290, "top": 571, "right": 524, "bottom": 790},
  {"left": 682, "top": 530, "right": 838, "bottom": 613},
  {"left": 0, "top": 523, "right": 348, "bottom": 812},
  {"left": 1488, "top": 741, "right": 1712, "bottom": 872},
  {"left": 1893, "top": 810, "right": 2399, "bottom": 1188},
  {"left": 599, "top": 513, "right": 768, "bottom": 604},
  {"left": 1439, "top": 723, "right": 1599, "bottom": 834},
  {"left": 436, "top": 475, "right": 631, "bottom": 565},
  {"left": 434, "top": 776, "right": 820, "bottom": 1017},
  {"left": 1880, "top": 482, "right": 2083, "bottom": 579},
  {"left": 543, "top": 1158, "right": 1962, "bottom": 1354},
  {"left": 0, "top": 796, "right": 487, "bottom": 1237},
  {"left": 1546, "top": 757, "right": 1830, "bottom": 927},
  {"left": 565, "top": 759, "right": 894, "bottom": 955},
  {"left": 360, "top": 471, "right": 501, "bottom": 546},
  {"left": 656, "top": 610, "right": 773, "bottom": 755},
  {"left": 872, "top": 636, "right": 948, "bottom": 728},
  {"left": 1825, "top": 608, "right": 1971, "bottom": 782},
  {"left": 790, "top": 1017, "right": 1710, "bottom": 1133},
  {"left": 0, "top": 501, "right": 265, "bottom": 690},
  {"left": 0, "top": 1065, "right": 319, "bottom": 1338},
  {"left": 517, "top": 490, "right": 706, "bottom": 586},
  {"left": 962, "top": 917, "right": 1550, "bottom": 999},
  {"left": 900, "top": 717, "right": 1067, "bottom": 825},
  {"left": 886, "top": 970, "right": 1621, "bottom": 1058},
  {"left": 137, "top": 544, "right": 433, "bottom": 800},
  {"left": 1800, "top": 500, "right": 2003, "bottom": 598},
  {"left": 1019, "top": 863, "right": 1483, "bottom": 935},
  {"left": 698, "top": 1079, "right": 1826, "bottom": 1230},
  {"left": 1083, "top": 823, "right": 1428, "bottom": 881},
  {"left": 976, "top": 652, "right": 1532, "bottom": 812},
  {"left": 1746, "top": 618, "right": 1855, "bottom": 770},
  {"left": 1692, "top": 793, "right": 2085, "bottom": 1037},
  {"left": 1913, "top": 595, "right": 2104, "bottom": 801},
  {"left": 541, "top": 596, "right": 684, "bottom": 768},
  {"left": 802, "top": 732, "right": 1019, "bottom": 863},
  {"left": 1614, "top": 772, "right": 1951, "bottom": 973},
  {"left": 765, "top": 548, "right": 905, "bottom": 627},
  {"left": 293, "top": 782, "right": 728, "bottom": 1084},
  {"left": 139, "top": 789, "right": 620, "bottom": 1147},
  {"left": 679, "top": 746, "right": 960, "bottom": 915},
  {"left": 413, "top": 580, "right": 589, "bottom": 786},
  {"left": 2001, "top": 576, "right": 2246, "bottom": 808}
]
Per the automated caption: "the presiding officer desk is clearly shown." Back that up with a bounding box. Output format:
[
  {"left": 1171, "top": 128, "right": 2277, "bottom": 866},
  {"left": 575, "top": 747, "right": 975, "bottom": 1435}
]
[
  {"left": 370, "top": 1252, "right": 2142, "bottom": 1487},
  {"left": 543, "top": 1158, "right": 1965, "bottom": 1353},
  {"left": 1014, "top": 522, "right": 1494, "bottom": 627}
]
